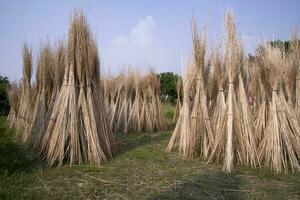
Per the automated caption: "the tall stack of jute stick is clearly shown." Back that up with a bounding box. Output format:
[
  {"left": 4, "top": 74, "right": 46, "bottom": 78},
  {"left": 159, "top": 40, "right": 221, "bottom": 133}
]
[
  {"left": 167, "top": 10, "right": 300, "bottom": 173},
  {"left": 7, "top": 11, "right": 116, "bottom": 166}
]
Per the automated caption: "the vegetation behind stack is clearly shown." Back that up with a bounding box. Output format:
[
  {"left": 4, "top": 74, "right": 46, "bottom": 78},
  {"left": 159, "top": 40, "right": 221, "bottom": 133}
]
[
  {"left": 0, "top": 76, "right": 10, "bottom": 115},
  {"left": 158, "top": 72, "right": 180, "bottom": 103}
]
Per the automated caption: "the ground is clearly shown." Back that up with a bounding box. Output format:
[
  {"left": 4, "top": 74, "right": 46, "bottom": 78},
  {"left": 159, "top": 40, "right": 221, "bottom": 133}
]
[{"left": 0, "top": 104, "right": 300, "bottom": 200}]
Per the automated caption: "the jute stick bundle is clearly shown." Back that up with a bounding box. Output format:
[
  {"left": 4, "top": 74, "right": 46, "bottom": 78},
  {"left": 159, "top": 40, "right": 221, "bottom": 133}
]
[
  {"left": 258, "top": 44, "right": 300, "bottom": 173},
  {"left": 7, "top": 83, "right": 21, "bottom": 129},
  {"left": 16, "top": 44, "right": 33, "bottom": 141},
  {"left": 173, "top": 78, "right": 182, "bottom": 122},
  {"left": 27, "top": 44, "right": 53, "bottom": 149},
  {"left": 167, "top": 19, "right": 214, "bottom": 159},
  {"left": 208, "top": 11, "right": 258, "bottom": 172},
  {"left": 41, "top": 12, "right": 116, "bottom": 166},
  {"left": 104, "top": 70, "right": 166, "bottom": 133}
]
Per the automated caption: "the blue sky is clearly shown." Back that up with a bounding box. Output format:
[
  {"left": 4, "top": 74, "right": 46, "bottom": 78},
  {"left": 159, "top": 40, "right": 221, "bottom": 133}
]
[{"left": 0, "top": 0, "right": 300, "bottom": 81}]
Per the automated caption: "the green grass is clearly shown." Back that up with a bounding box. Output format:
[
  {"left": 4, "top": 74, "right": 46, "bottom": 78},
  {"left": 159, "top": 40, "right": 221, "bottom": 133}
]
[
  {"left": 0, "top": 114, "right": 300, "bottom": 199},
  {"left": 162, "top": 102, "right": 176, "bottom": 129}
]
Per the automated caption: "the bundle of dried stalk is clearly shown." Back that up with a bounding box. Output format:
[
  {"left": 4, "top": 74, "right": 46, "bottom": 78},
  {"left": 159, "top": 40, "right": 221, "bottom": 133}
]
[
  {"left": 14, "top": 44, "right": 33, "bottom": 141},
  {"left": 141, "top": 72, "right": 166, "bottom": 132},
  {"left": 251, "top": 60, "right": 268, "bottom": 144},
  {"left": 173, "top": 77, "right": 182, "bottom": 122},
  {"left": 101, "top": 73, "right": 115, "bottom": 115},
  {"left": 167, "top": 19, "right": 214, "bottom": 159},
  {"left": 258, "top": 44, "right": 300, "bottom": 173},
  {"left": 290, "top": 30, "right": 300, "bottom": 120},
  {"left": 208, "top": 10, "right": 257, "bottom": 172},
  {"left": 209, "top": 48, "right": 226, "bottom": 142},
  {"left": 207, "top": 48, "right": 222, "bottom": 111},
  {"left": 166, "top": 59, "right": 196, "bottom": 156},
  {"left": 283, "top": 56, "right": 296, "bottom": 108},
  {"left": 27, "top": 44, "right": 53, "bottom": 148},
  {"left": 248, "top": 60, "right": 264, "bottom": 112},
  {"left": 127, "top": 72, "right": 143, "bottom": 132},
  {"left": 41, "top": 12, "right": 116, "bottom": 166},
  {"left": 46, "top": 41, "right": 66, "bottom": 122},
  {"left": 108, "top": 73, "right": 128, "bottom": 132},
  {"left": 104, "top": 70, "right": 166, "bottom": 133},
  {"left": 7, "top": 83, "right": 21, "bottom": 129},
  {"left": 206, "top": 76, "right": 227, "bottom": 164}
]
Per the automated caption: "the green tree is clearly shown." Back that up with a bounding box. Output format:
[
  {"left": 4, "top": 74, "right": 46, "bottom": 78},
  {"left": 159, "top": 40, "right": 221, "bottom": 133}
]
[
  {"left": 157, "top": 72, "right": 180, "bottom": 103},
  {"left": 0, "top": 76, "right": 10, "bottom": 115}
]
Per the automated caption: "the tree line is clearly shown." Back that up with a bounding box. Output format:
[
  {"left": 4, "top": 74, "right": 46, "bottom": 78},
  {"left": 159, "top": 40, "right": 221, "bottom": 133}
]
[{"left": 0, "top": 76, "right": 10, "bottom": 115}]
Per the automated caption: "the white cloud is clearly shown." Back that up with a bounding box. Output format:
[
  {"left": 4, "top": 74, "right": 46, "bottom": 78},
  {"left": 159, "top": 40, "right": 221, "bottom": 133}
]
[
  {"left": 130, "top": 16, "right": 155, "bottom": 46},
  {"left": 104, "top": 16, "right": 170, "bottom": 74},
  {"left": 112, "top": 16, "right": 155, "bottom": 46},
  {"left": 111, "top": 35, "right": 128, "bottom": 46},
  {"left": 111, "top": 16, "right": 155, "bottom": 47}
]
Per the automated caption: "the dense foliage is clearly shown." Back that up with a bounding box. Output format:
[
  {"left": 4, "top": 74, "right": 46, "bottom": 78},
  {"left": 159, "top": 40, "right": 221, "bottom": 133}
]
[
  {"left": 0, "top": 76, "right": 9, "bottom": 115},
  {"left": 158, "top": 72, "right": 180, "bottom": 103}
]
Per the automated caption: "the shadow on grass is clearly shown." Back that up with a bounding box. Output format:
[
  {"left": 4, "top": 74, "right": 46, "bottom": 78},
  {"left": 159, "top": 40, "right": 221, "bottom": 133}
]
[
  {"left": 149, "top": 170, "right": 246, "bottom": 200},
  {"left": 0, "top": 119, "right": 37, "bottom": 174},
  {"left": 114, "top": 132, "right": 171, "bottom": 157}
]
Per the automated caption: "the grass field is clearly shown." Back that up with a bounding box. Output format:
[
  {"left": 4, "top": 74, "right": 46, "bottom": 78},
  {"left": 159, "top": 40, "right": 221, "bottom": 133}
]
[{"left": 0, "top": 105, "right": 300, "bottom": 200}]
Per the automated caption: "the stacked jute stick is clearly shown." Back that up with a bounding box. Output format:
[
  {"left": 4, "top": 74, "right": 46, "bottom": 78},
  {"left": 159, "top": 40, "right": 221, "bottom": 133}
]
[
  {"left": 102, "top": 70, "right": 166, "bottom": 134},
  {"left": 167, "top": 18, "right": 214, "bottom": 160},
  {"left": 6, "top": 9, "right": 300, "bottom": 173},
  {"left": 7, "top": 12, "right": 116, "bottom": 166},
  {"left": 173, "top": 77, "right": 182, "bottom": 122},
  {"left": 167, "top": 10, "right": 300, "bottom": 173},
  {"left": 7, "top": 11, "right": 167, "bottom": 166},
  {"left": 7, "top": 45, "right": 32, "bottom": 135}
]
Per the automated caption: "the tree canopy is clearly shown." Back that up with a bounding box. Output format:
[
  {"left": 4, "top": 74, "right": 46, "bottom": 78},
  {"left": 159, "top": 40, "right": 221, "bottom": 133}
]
[
  {"left": 157, "top": 72, "right": 180, "bottom": 103},
  {"left": 0, "top": 76, "right": 10, "bottom": 115}
]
